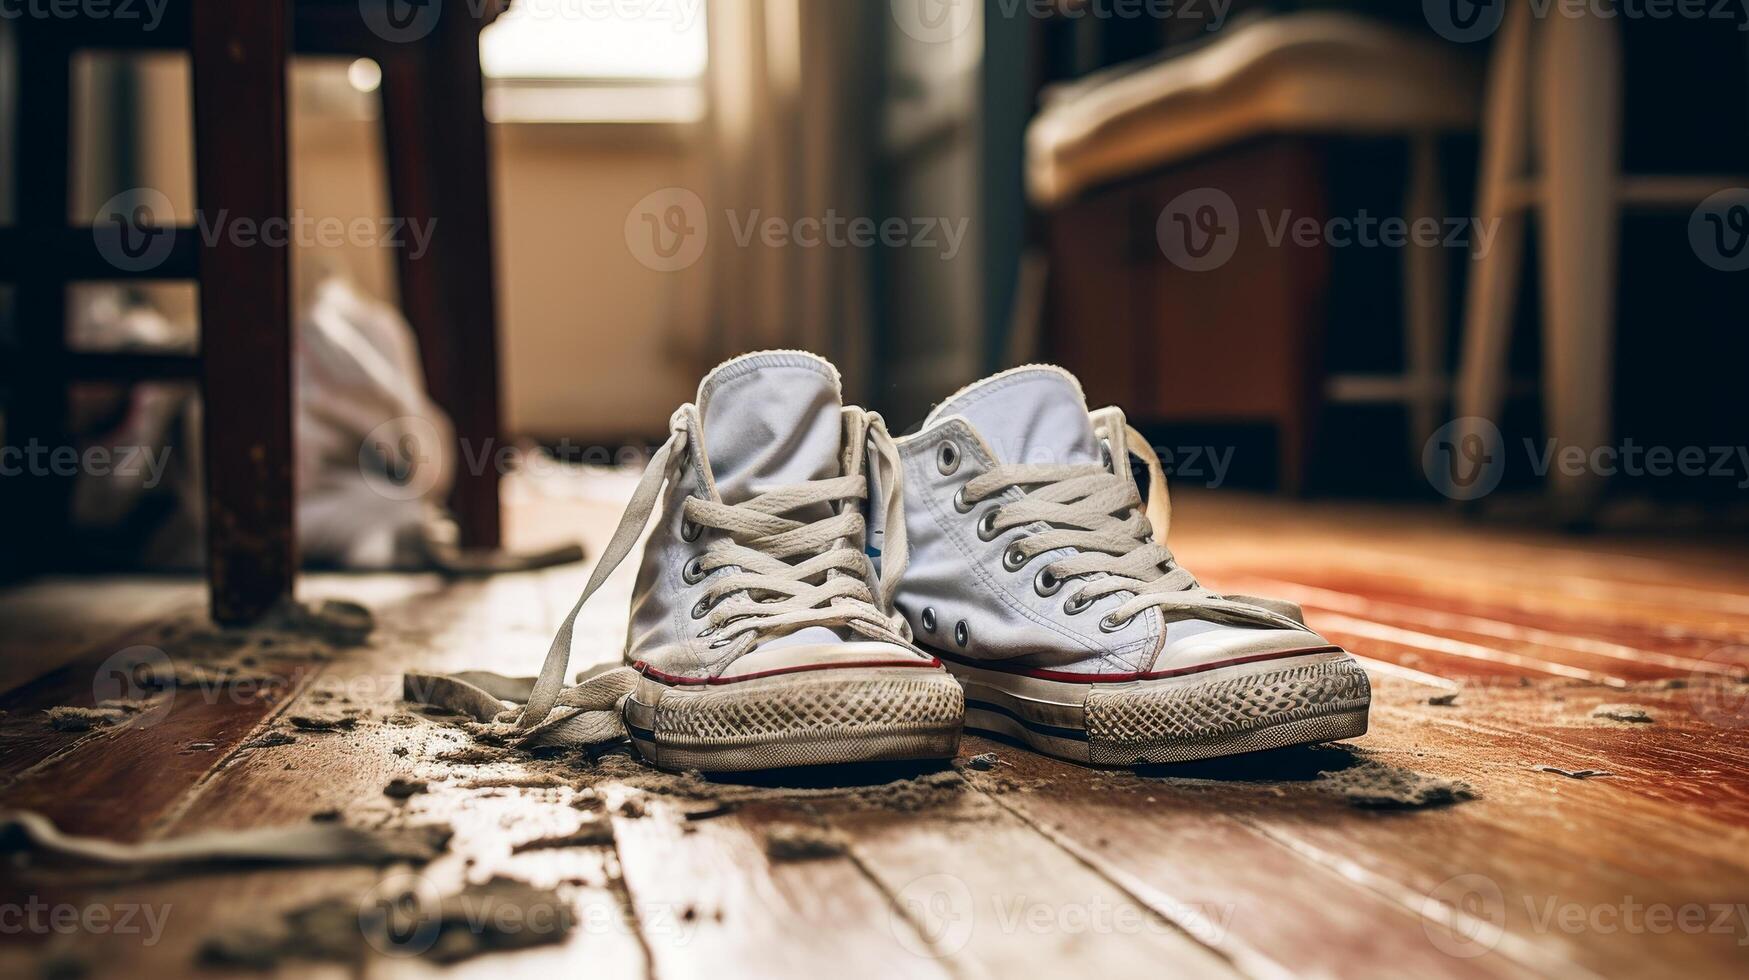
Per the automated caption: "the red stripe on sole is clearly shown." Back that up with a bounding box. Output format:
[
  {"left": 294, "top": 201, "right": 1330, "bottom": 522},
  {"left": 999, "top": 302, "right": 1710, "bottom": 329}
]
[{"left": 927, "top": 645, "right": 1346, "bottom": 684}]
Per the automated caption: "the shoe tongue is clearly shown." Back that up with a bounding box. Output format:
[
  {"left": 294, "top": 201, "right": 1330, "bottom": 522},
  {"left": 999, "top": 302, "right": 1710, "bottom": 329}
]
[
  {"left": 697, "top": 351, "right": 844, "bottom": 504},
  {"left": 928, "top": 366, "right": 1098, "bottom": 465}
]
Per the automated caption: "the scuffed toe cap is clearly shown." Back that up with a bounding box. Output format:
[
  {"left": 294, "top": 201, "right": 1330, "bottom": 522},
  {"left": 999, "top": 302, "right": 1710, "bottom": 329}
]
[{"left": 1150, "top": 620, "right": 1343, "bottom": 675}]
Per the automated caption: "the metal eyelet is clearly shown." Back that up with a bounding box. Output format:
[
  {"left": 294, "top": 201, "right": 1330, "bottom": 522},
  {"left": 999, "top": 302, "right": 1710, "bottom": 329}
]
[
  {"left": 920, "top": 607, "right": 937, "bottom": 633},
  {"left": 1100, "top": 613, "right": 1130, "bottom": 633},
  {"left": 1003, "top": 542, "right": 1029, "bottom": 572},
  {"left": 937, "top": 441, "right": 961, "bottom": 475},
  {"left": 698, "top": 625, "right": 717, "bottom": 639},
  {"left": 954, "top": 621, "right": 969, "bottom": 647},
  {"left": 681, "top": 518, "right": 703, "bottom": 542},
  {"left": 953, "top": 486, "right": 975, "bottom": 514},
  {"left": 1034, "top": 568, "right": 1062, "bottom": 597},
  {"left": 682, "top": 557, "right": 707, "bottom": 584},
  {"left": 691, "top": 597, "right": 712, "bottom": 620},
  {"left": 976, "top": 509, "right": 1001, "bottom": 541},
  {"left": 1064, "top": 594, "right": 1093, "bottom": 616},
  {"left": 709, "top": 636, "right": 733, "bottom": 649}
]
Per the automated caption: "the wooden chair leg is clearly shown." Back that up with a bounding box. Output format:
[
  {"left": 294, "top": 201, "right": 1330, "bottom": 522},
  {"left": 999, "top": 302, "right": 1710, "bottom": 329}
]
[
  {"left": 379, "top": 14, "right": 503, "bottom": 549},
  {"left": 1454, "top": 0, "right": 1532, "bottom": 472},
  {"left": 1403, "top": 131, "right": 1449, "bottom": 467},
  {"left": 189, "top": 0, "right": 295, "bottom": 624},
  {"left": 1536, "top": 7, "right": 1622, "bottom": 515},
  {"left": 5, "top": 30, "right": 73, "bottom": 578}
]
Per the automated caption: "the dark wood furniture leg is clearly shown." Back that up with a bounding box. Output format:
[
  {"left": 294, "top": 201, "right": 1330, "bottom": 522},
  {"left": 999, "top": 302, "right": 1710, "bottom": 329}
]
[
  {"left": 5, "top": 29, "right": 74, "bottom": 579},
  {"left": 189, "top": 0, "right": 295, "bottom": 624},
  {"left": 379, "top": 12, "right": 503, "bottom": 549}
]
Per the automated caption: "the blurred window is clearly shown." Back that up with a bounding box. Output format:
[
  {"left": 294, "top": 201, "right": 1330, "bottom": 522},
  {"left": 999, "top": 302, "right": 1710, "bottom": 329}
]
[{"left": 480, "top": 0, "right": 708, "bottom": 124}]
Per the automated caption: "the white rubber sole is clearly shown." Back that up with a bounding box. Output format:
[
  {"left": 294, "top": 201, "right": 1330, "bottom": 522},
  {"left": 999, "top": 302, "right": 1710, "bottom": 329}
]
[
  {"left": 623, "top": 666, "right": 965, "bottom": 772},
  {"left": 940, "top": 648, "right": 1371, "bottom": 766}
]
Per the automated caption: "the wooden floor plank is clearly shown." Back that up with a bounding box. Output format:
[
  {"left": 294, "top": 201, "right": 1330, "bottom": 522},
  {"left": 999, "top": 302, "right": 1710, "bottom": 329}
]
[
  {"left": 958, "top": 740, "right": 1537, "bottom": 980},
  {"left": 821, "top": 773, "right": 1242, "bottom": 978}
]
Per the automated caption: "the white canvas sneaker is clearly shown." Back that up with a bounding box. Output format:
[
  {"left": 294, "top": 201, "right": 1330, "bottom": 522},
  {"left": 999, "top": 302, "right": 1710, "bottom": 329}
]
[
  {"left": 409, "top": 351, "right": 963, "bottom": 772},
  {"left": 883, "top": 365, "right": 1369, "bottom": 766}
]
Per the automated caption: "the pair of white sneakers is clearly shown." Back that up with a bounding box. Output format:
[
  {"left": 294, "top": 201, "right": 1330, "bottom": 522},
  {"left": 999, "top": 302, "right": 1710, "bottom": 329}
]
[{"left": 414, "top": 351, "right": 1369, "bottom": 771}]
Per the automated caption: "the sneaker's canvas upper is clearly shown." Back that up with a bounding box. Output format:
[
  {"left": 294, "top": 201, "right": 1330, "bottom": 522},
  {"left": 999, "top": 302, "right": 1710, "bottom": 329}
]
[
  {"left": 626, "top": 351, "right": 932, "bottom": 680},
  {"left": 891, "top": 366, "right": 1329, "bottom": 678}
]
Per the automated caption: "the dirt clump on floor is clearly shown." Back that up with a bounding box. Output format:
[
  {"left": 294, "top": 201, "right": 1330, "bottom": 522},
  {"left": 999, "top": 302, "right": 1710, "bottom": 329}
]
[
  {"left": 764, "top": 825, "right": 847, "bottom": 861},
  {"left": 44, "top": 703, "right": 140, "bottom": 731},
  {"left": 1316, "top": 761, "right": 1478, "bottom": 809},
  {"left": 1533, "top": 766, "right": 1611, "bottom": 779},
  {"left": 513, "top": 819, "right": 615, "bottom": 851},
  {"left": 289, "top": 714, "right": 358, "bottom": 733},
  {"left": 1591, "top": 703, "right": 1655, "bottom": 724},
  {"left": 240, "top": 731, "right": 297, "bottom": 750},
  {"left": 964, "top": 752, "right": 1001, "bottom": 771},
  {"left": 383, "top": 778, "right": 428, "bottom": 799},
  {"left": 437, "top": 746, "right": 510, "bottom": 765},
  {"left": 200, "top": 874, "right": 568, "bottom": 968}
]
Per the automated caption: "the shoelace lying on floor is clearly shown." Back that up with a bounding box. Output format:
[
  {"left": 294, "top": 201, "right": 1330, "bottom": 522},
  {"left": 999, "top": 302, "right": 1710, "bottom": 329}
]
[
  {"left": 404, "top": 409, "right": 911, "bottom": 749},
  {"left": 960, "top": 424, "right": 1305, "bottom": 633}
]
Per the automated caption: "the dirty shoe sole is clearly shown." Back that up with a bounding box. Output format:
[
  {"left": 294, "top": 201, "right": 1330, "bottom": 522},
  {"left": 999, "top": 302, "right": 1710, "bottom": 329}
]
[
  {"left": 938, "top": 647, "right": 1370, "bottom": 766},
  {"left": 623, "top": 666, "right": 965, "bottom": 772}
]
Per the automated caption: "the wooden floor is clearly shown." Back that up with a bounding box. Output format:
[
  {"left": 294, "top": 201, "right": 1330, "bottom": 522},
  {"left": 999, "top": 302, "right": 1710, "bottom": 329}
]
[{"left": 3, "top": 486, "right": 1748, "bottom": 979}]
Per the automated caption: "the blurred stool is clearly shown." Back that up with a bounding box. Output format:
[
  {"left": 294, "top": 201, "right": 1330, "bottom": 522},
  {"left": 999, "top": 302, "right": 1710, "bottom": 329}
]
[
  {"left": 1029, "top": 12, "right": 1480, "bottom": 492},
  {"left": 0, "top": 0, "right": 508, "bottom": 623},
  {"left": 1453, "top": 1, "right": 1749, "bottom": 516}
]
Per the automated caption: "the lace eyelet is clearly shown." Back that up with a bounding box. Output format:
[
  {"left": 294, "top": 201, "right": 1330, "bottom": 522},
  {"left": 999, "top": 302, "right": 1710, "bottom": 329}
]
[
  {"left": 953, "top": 486, "right": 975, "bottom": 514},
  {"left": 682, "top": 557, "right": 707, "bottom": 584},
  {"left": 681, "top": 518, "right": 703, "bottom": 542},
  {"left": 709, "top": 636, "right": 733, "bottom": 650},
  {"left": 1035, "top": 568, "right": 1062, "bottom": 597},
  {"left": 937, "top": 442, "right": 961, "bottom": 475},
  {"left": 1099, "top": 440, "right": 1115, "bottom": 473},
  {"left": 1099, "top": 613, "right": 1130, "bottom": 633},
  {"left": 1003, "top": 542, "right": 1029, "bottom": 572},
  {"left": 1064, "top": 594, "right": 1093, "bottom": 616},
  {"left": 920, "top": 607, "right": 937, "bottom": 633},
  {"left": 691, "top": 597, "right": 712, "bottom": 620},
  {"left": 976, "top": 509, "right": 1001, "bottom": 542},
  {"left": 698, "top": 626, "right": 718, "bottom": 639},
  {"left": 954, "top": 621, "right": 969, "bottom": 647}
]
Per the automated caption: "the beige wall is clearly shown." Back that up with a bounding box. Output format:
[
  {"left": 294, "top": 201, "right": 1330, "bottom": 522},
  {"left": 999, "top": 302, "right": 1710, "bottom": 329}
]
[{"left": 118, "top": 56, "right": 701, "bottom": 442}]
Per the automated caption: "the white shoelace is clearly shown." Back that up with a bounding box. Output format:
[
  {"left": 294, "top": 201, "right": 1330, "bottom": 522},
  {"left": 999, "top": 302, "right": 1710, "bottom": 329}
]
[
  {"left": 958, "top": 425, "right": 1304, "bottom": 632},
  {"left": 404, "top": 408, "right": 912, "bottom": 748}
]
